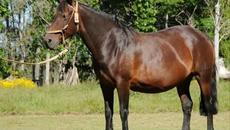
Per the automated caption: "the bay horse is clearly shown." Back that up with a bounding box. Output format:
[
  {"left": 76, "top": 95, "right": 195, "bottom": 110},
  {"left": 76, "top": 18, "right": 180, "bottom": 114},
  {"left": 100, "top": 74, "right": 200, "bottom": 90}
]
[{"left": 44, "top": 0, "right": 218, "bottom": 130}]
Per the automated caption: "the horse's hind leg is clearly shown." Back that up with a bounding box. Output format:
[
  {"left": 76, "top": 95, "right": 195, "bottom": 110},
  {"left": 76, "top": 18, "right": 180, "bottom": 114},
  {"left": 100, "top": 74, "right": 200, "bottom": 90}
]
[
  {"left": 197, "top": 78, "right": 214, "bottom": 130},
  {"left": 196, "top": 69, "right": 217, "bottom": 130},
  {"left": 177, "top": 75, "right": 193, "bottom": 130}
]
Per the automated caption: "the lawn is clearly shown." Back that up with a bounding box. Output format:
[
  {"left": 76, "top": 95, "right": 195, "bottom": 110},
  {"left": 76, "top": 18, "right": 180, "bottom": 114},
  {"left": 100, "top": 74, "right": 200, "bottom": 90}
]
[
  {"left": 0, "top": 80, "right": 229, "bottom": 130},
  {"left": 0, "top": 80, "right": 229, "bottom": 114}
]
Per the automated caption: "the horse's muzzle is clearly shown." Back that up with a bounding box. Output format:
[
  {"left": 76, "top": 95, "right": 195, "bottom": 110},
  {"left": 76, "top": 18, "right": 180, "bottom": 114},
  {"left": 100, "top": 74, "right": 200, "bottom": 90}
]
[{"left": 44, "top": 34, "right": 60, "bottom": 49}]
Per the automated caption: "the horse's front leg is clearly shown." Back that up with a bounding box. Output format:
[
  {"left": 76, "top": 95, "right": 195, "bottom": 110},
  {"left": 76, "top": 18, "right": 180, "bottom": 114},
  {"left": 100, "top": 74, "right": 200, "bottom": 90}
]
[
  {"left": 100, "top": 82, "right": 115, "bottom": 130},
  {"left": 117, "top": 80, "right": 130, "bottom": 130}
]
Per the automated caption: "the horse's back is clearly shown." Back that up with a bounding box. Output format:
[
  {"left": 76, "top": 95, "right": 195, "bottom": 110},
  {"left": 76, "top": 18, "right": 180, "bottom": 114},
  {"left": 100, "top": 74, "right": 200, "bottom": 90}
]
[{"left": 142, "top": 25, "right": 214, "bottom": 73}]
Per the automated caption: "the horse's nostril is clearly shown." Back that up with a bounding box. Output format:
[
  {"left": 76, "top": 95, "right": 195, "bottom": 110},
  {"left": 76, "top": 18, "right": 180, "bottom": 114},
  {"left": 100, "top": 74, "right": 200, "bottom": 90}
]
[{"left": 48, "top": 39, "right": 52, "bottom": 43}]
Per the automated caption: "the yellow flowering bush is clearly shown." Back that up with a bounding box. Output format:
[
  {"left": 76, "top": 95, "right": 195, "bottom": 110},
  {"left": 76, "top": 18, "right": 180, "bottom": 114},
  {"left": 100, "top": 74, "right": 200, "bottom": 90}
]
[{"left": 0, "top": 78, "right": 37, "bottom": 89}]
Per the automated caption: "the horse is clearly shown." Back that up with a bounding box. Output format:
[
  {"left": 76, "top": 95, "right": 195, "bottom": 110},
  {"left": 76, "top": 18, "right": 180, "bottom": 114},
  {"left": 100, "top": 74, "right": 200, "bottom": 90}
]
[{"left": 44, "top": 0, "right": 218, "bottom": 130}]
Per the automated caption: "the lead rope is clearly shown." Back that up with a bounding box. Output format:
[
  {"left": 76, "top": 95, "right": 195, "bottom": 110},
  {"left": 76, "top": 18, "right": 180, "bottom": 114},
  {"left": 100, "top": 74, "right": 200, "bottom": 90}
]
[{"left": 0, "top": 49, "right": 68, "bottom": 65}]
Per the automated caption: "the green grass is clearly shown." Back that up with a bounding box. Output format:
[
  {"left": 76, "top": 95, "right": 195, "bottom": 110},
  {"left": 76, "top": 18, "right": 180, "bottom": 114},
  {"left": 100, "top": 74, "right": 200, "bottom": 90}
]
[
  {"left": 0, "top": 80, "right": 229, "bottom": 130},
  {"left": 0, "top": 80, "right": 229, "bottom": 114}
]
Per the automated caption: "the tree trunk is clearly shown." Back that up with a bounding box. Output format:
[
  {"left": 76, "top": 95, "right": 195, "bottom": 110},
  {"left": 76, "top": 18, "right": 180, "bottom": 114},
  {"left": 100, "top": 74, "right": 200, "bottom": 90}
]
[
  {"left": 165, "top": 13, "right": 168, "bottom": 29},
  {"left": 214, "top": 0, "right": 220, "bottom": 82},
  {"left": 19, "top": 13, "right": 25, "bottom": 72},
  {"left": 10, "top": 1, "right": 15, "bottom": 29},
  {"left": 19, "top": 45, "right": 25, "bottom": 71},
  {"left": 10, "top": 43, "right": 16, "bottom": 72}
]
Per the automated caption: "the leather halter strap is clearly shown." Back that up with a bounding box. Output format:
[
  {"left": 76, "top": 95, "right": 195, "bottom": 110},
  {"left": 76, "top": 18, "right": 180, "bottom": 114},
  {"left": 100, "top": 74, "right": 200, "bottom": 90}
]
[{"left": 47, "top": 1, "right": 79, "bottom": 41}]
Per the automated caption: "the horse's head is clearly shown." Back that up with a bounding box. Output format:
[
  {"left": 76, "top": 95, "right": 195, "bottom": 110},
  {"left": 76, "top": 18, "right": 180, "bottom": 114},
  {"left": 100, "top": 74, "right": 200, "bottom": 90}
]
[{"left": 44, "top": 0, "right": 79, "bottom": 49}]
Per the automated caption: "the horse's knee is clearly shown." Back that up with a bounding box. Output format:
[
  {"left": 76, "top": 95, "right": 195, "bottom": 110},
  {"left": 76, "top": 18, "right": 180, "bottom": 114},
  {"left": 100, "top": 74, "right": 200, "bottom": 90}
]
[
  {"left": 105, "top": 109, "right": 112, "bottom": 118},
  {"left": 120, "top": 109, "right": 129, "bottom": 120},
  {"left": 105, "top": 102, "right": 112, "bottom": 118},
  {"left": 182, "top": 99, "right": 193, "bottom": 114}
]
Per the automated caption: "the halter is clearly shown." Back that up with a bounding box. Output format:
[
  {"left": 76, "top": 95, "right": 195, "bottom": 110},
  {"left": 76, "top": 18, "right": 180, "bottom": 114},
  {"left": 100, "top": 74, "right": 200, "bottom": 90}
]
[{"left": 47, "top": 1, "right": 79, "bottom": 42}]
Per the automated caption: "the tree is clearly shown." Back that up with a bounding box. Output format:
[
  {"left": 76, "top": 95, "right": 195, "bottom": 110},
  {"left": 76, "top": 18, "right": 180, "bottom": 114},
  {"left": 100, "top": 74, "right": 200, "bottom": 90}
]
[
  {"left": 205, "top": 0, "right": 230, "bottom": 81},
  {"left": 219, "top": 0, "right": 230, "bottom": 68},
  {"left": 214, "top": 0, "right": 221, "bottom": 81}
]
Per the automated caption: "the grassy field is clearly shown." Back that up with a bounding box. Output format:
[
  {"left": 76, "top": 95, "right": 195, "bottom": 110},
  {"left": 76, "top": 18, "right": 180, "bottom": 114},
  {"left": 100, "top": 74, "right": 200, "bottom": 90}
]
[
  {"left": 0, "top": 80, "right": 229, "bottom": 114},
  {"left": 0, "top": 80, "right": 229, "bottom": 130}
]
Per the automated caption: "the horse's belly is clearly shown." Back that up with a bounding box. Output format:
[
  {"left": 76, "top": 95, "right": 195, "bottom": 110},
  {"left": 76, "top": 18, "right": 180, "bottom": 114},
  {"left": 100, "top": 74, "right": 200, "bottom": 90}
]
[
  {"left": 129, "top": 65, "right": 189, "bottom": 93},
  {"left": 130, "top": 82, "right": 175, "bottom": 93},
  {"left": 132, "top": 65, "right": 188, "bottom": 88}
]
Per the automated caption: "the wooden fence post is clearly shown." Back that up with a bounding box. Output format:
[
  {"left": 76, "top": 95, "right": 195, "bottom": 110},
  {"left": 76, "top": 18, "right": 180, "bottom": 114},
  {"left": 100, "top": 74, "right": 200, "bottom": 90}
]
[
  {"left": 45, "top": 52, "right": 50, "bottom": 85},
  {"left": 34, "top": 48, "right": 41, "bottom": 86}
]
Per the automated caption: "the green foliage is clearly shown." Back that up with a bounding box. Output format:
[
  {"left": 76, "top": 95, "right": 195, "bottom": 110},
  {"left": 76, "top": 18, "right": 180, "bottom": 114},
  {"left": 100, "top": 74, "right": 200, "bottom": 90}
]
[
  {"left": 0, "top": 0, "right": 10, "bottom": 17},
  {"left": 80, "top": 0, "right": 99, "bottom": 9},
  {"left": 154, "top": 0, "right": 182, "bottom": 29},
  {"left": 131, "top": 0, "right": 157, "bottom": 32},
  {"left": 99, "top": 0, "right": 158, "bottom": 32},
  {"left": 195, "top": 17, "right": 214, "bottom": 38},
  {"left": 0, "top": 0, "right": 9, "bottom": 31},
  {"left": 0, "top": 49, "right": 10, "bottom": 78},
  {"left": 220, "top": 40, "right": 230, "bottom": 68},
  {"left": 75, "top": 38, "right": 94, "bottom": 80}
]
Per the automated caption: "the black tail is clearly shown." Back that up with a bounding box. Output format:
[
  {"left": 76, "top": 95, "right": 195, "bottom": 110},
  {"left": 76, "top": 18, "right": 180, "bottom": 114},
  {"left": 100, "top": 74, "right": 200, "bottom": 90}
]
[{"left": 199, "top": 65, "right": 218, "bottom": 116}]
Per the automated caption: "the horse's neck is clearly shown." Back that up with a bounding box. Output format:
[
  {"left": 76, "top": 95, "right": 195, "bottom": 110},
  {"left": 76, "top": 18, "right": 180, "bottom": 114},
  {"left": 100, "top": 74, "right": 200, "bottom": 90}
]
[{"left": 79, "top": 5, "right": 118, "bottom": 60}]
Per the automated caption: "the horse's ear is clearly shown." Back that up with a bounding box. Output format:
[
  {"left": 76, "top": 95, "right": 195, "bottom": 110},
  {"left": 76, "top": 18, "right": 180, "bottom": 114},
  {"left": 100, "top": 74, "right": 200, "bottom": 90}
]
[{"left": 66, "top": 0, "right": 73, "bottom": 5}]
